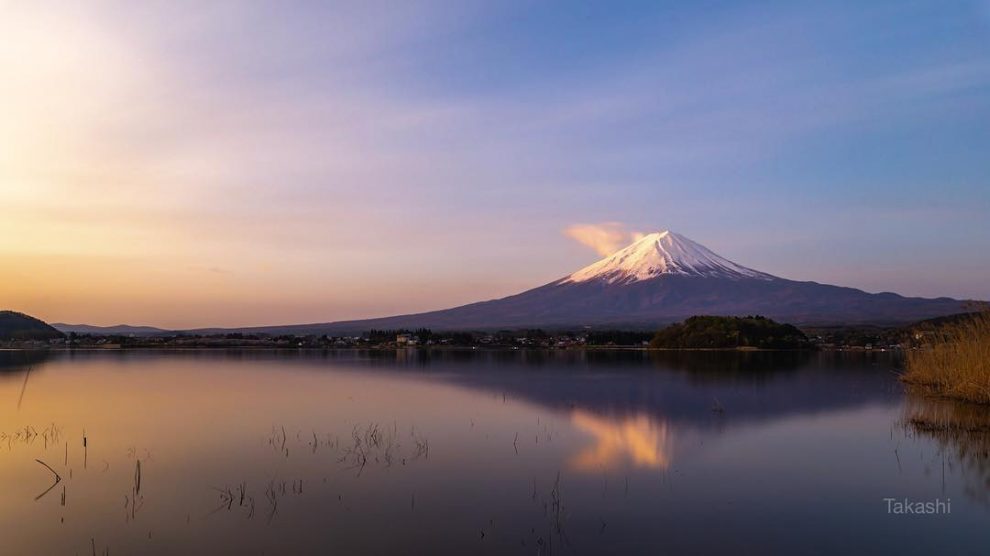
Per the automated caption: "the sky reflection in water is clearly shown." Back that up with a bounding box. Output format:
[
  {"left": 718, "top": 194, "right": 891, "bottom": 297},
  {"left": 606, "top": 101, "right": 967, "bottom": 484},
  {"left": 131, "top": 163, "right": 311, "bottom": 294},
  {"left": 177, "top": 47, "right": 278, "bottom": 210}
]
[{"left": 0, "top": 349, "right": 988, "bottom": 555}]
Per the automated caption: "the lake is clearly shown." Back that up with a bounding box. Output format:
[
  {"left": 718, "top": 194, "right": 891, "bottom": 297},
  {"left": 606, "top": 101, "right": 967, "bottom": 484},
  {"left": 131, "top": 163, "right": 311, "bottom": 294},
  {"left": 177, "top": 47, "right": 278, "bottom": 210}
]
[{"left": 1, "top": 349, "right": 988, "bottom": 555}]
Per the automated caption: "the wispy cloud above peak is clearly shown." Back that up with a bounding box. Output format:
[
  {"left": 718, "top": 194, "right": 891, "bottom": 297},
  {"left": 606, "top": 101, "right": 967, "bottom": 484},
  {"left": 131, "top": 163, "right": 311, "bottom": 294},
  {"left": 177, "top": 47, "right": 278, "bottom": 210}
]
[{"left": 564, "top": 222, "right": 643, "bottom": 257}]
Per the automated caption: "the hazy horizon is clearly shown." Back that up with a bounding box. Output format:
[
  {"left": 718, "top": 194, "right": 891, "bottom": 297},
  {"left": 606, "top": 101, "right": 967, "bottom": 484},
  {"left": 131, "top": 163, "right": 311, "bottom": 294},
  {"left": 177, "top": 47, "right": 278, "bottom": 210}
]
[{"left": 4, "top": 1, "right": 989, "bottom": 328}]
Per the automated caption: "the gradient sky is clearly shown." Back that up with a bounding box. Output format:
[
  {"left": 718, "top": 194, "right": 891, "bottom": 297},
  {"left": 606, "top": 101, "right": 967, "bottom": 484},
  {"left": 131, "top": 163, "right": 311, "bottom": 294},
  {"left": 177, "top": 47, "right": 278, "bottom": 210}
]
[{"left": 3, "top": 0, "right": 989, "bottom": 328}]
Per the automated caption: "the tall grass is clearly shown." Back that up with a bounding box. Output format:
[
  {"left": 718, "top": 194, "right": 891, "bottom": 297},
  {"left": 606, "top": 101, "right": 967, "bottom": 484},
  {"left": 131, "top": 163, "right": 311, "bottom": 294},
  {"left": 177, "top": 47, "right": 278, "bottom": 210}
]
[{"left": 903, "top": 310, "right": 990, "bottom": 404}]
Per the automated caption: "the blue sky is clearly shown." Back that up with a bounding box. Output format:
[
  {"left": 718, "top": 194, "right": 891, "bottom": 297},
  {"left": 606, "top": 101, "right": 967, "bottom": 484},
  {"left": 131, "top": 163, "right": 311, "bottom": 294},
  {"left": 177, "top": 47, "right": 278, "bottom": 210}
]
[{"left": 2, "top": 0, "right": 989, "bottom": 326}]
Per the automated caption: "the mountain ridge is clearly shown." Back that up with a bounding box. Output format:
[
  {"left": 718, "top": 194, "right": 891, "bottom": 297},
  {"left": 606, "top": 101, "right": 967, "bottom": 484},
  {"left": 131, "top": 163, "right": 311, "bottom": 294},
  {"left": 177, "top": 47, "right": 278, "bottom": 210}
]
[{"left": 51, "top": 323, "right": 172, "bottom": 336}]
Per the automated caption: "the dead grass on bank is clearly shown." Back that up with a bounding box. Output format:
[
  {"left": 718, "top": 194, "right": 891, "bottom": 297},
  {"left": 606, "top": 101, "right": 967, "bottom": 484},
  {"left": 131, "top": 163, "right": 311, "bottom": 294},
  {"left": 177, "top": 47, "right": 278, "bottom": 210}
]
[{"left": 903, "top": 310, "right": 990, "bottom": 405}]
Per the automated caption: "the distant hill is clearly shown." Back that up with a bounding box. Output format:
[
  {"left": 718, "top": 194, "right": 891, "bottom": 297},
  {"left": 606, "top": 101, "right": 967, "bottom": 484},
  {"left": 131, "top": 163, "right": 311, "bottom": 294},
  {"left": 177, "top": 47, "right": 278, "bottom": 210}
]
[
  {"left": 50, "top": 323, "right": 171, "bottom": 336},
  {"left": 650, "top": 315, "right": 811, "bottom": 349},
  {"left": 0, "top": 311, "right": 64, "bottom": 341},
  {"left": 906, "top": 310, "right": 986, "bottom": 330}
]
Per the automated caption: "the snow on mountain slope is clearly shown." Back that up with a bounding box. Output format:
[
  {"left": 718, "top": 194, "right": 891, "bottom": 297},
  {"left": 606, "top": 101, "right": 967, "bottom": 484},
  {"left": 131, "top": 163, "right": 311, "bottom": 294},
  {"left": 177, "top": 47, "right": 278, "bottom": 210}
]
[{"left": 564, "top": 231, "right": 775, "bottom": 284}]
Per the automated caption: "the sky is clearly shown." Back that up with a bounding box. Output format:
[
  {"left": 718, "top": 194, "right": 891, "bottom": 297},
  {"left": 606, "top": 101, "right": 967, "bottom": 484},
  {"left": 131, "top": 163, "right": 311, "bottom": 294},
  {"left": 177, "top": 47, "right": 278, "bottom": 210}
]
[{"left": 2, "top": 0, "right": 989, "bottom": 329}]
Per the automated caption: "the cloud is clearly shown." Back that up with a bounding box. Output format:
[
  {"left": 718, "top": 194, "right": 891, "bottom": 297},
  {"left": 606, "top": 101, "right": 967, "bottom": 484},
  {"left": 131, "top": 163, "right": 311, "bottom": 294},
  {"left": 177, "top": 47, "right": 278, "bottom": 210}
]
[{"left": 563, "top": 222, "right": 642, "bottom": 256}]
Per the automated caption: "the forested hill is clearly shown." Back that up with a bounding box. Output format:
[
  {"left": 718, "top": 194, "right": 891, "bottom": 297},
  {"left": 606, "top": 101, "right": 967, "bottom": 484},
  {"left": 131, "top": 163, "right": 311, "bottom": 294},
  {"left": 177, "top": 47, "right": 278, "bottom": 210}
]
[
  {"left": 650, "top": 315, "right": 811, "bottom": 349},
  {"left": 0, "top": 311, "right": 64, "bottom": 341}
]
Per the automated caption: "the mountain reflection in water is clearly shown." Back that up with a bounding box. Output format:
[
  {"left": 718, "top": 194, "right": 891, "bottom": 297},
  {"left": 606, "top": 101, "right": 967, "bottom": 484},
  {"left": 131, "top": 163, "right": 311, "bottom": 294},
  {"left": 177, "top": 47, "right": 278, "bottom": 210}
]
[
  {"left": 569, "top": 410, "right": 671, "bottom": 471},
  {"left": 1, "top": 349, "right": 988, "bottom": 555}
]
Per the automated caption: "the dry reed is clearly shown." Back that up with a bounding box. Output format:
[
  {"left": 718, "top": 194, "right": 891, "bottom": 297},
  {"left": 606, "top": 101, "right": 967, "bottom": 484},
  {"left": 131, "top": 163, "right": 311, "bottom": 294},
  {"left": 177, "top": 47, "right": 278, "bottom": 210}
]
[{"left": 903, "top": 310, "right": 990, "bottom": 404}]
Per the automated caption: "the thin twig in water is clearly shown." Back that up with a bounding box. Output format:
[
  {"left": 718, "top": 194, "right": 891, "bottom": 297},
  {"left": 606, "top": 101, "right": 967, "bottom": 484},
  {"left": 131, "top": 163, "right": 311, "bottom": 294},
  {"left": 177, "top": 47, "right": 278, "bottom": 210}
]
[
  {"left": 17, "top": 366, "right": 31, "bottom": 411},
  {"left": 34, "top": 459, "right": 62, "bottom": 501}
]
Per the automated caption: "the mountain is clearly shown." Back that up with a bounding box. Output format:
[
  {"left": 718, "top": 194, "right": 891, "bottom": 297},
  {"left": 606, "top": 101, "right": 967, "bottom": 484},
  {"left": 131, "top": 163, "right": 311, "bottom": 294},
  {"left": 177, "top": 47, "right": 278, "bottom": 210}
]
[
  {"left": 51, "top": 323, "right": 172, "bottom": 336},
  {"left": 0, "top": 310, "right": 64, "bottom": 341},
  {"left": 567, "top": 231, "right": 774, "bottom": 283},
  {"left": 191, "top": 230, "right": 971, "bottom": 334}
]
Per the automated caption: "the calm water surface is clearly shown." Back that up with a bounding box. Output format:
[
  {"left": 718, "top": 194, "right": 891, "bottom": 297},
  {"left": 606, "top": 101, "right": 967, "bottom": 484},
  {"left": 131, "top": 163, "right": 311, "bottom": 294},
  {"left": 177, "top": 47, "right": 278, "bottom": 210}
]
[{"left": 1, "top": 349, "right": 988, "bottom": 555}]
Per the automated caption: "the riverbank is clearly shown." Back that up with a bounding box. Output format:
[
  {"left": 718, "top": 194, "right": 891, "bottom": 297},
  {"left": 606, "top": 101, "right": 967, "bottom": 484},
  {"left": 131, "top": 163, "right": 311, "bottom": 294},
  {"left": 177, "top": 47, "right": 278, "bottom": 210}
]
[{"left": 2, "top": 344, "right": 887, "bottom": 354}]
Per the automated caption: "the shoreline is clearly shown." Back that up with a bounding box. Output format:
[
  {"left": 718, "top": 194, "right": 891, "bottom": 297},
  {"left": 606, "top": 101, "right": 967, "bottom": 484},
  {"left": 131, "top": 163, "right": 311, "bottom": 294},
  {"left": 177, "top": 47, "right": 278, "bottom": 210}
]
[{"left": 1, "top": 345, "right": 891, "bottom": 353}]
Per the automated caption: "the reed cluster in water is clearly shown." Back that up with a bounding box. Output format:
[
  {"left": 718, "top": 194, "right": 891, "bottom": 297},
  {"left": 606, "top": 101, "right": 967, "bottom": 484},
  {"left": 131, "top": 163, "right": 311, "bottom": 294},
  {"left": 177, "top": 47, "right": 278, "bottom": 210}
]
[{"left": 903, "top": 310, "right": 990, "bottom": 404}]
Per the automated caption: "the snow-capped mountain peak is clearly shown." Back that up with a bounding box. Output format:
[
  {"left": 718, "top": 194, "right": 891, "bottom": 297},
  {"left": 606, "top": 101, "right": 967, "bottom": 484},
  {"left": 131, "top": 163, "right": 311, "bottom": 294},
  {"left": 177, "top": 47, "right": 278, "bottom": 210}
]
[{"left": 563, "top": 230, "right": 775, "bottom": 284}]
